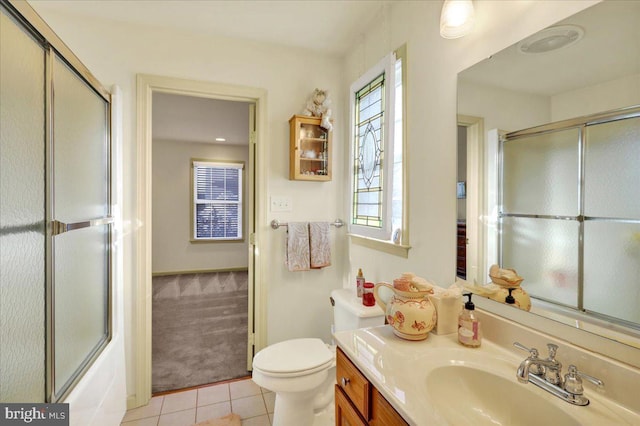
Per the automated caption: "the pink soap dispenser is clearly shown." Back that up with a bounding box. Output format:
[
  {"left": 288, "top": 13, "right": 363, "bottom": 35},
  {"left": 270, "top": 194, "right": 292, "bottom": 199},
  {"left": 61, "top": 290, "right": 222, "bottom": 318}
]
[{"left": 458, "top": 293, "right": 482, "bottom": 347}]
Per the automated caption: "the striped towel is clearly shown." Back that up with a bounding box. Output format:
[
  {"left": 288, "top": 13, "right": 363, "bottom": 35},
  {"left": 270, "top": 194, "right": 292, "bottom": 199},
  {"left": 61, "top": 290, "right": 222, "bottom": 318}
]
[
  {"left": 310, "top": 222, "right": 331, "bottom": 269},
  {"left": 285, "top": 222, "right": 310, "bottom": 271}
]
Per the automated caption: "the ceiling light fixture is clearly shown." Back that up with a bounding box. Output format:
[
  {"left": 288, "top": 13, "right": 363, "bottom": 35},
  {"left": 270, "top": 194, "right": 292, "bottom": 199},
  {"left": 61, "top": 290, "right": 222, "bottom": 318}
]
[
  {"left": 215, "top": 137, "right": 226, "bottom": 142},
  {"left": 440, "top": 0, "right": 475, "bottom": 39}
]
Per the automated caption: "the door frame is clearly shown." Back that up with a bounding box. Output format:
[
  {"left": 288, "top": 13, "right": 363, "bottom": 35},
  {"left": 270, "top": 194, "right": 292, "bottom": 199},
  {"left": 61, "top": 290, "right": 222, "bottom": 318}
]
[
  {"left": 135, "top": 74, "right": 267, "bottom": 407},
  {"left": 457, "top": 115, "right": 484, "bottom": 285}
]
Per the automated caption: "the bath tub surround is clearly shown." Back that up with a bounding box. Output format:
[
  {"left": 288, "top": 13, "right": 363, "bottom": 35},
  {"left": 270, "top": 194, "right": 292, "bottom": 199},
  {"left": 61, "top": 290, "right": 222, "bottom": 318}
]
[{"left": 333, "top": 310, "right": 640, "bottom": 425}]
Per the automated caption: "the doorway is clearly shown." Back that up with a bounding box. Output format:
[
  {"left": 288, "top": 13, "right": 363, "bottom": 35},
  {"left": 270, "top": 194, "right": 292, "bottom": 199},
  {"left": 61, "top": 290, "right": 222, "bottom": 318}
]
[
  {"left": 150, "top": 93, "right": 252, "bottom": 393},
  {"left": 457, "top": 115, "right": 484, "bottom": 285},
  {"left": 135, "top": 74, "right": 267, "bottom": 407},
  {"left": 456, "top": 125, "right": 468, "bottom": 280}
]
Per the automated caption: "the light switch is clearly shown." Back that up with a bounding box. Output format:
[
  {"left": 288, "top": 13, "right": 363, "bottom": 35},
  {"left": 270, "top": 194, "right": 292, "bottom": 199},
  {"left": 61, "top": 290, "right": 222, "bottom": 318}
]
[{"left": 270, "top": 196, "right": 292, "bottom": 212}]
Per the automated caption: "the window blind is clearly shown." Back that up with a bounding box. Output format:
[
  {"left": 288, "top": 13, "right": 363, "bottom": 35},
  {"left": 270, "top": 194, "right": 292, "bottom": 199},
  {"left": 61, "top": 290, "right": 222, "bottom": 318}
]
[{"left": 193, "top": 161, "right": 243, "bottom": 240}]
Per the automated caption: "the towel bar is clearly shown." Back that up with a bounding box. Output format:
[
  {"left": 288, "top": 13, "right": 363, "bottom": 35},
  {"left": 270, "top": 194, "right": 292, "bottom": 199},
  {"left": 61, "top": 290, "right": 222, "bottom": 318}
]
[{"left": 270, "top": 219, "right": 344, "bottom": 230}]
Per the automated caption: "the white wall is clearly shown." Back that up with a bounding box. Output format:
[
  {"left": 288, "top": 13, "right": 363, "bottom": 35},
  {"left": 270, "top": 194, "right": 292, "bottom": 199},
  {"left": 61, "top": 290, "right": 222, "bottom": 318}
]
[
  {"left": 457, "top": 80, "right": 551, "bottom": 134},
  {"left": 458, "top": 72, "right": 640, "bottom": 134},
  {"left": 32, "top": 0, "right": 600, "bottom": 404},
  {"left": 457, "top": 126, "right": 467, "bottom": 222},
  {"left": 551, "top": 72, "right": 640, "bottom": 121},
  {"left": 152, "top": 139, "right": 249, "bottom": 273},
  {"left": 342, "top": 1, "right": 598, "bottom": 288}
]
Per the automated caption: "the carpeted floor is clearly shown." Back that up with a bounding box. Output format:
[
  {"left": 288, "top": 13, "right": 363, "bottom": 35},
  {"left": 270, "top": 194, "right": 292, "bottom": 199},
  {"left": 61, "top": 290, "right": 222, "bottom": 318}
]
[{"left": 152, "top": 271, "right": 250, "bottom": 393}]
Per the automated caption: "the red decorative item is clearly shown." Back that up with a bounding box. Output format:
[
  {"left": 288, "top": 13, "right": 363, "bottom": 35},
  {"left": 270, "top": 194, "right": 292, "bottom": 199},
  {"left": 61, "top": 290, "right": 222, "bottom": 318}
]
[{"left": 362, "top": 282, "right": 376, "bottom": 306}]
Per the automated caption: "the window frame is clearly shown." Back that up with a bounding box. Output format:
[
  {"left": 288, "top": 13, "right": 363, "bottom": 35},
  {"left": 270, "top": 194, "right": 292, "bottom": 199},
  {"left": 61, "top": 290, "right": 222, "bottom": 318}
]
[
  {"left": 190, "top": 159, "right": 245, "bottom": 243},
  {"left": 348, "top": 46, "right": 409, "bottom": 256}
]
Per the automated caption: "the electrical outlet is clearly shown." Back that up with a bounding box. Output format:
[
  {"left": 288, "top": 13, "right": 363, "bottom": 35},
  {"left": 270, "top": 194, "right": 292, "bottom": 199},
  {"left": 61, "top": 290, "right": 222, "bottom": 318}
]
[{"left": 270, "top": 196, "right": 292, "bottom": 212}]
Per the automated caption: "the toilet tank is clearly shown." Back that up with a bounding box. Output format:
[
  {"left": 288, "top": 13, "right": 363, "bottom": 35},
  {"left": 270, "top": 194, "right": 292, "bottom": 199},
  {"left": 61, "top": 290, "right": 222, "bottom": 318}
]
[{"left": 331, "top": 288, "right": 385, "bottom": 333}]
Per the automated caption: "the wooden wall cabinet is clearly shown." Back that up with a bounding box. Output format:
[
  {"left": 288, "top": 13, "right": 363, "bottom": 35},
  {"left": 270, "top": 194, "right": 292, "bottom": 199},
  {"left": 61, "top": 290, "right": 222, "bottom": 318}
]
[
  {"left": 336, "top": 347, "right": 408, "bottom": 426},
  {"left": 289, "top": 114, "right": 332, "bottom": 181}
]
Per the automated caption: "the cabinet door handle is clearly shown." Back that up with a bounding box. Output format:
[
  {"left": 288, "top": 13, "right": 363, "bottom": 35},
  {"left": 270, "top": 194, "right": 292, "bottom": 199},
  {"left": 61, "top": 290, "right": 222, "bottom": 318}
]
[{"left": 341, "top": 377, "right": 350, "bottom": 387}]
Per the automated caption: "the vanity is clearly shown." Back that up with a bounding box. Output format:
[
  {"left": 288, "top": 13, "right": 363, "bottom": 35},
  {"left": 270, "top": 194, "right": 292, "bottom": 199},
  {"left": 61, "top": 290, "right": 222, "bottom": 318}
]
[
  {"left": 333, "top": 310, "right": 640, "bottom": 425},
  {"left": 335, "top": 346, "right": 408, "bottom": 426}
]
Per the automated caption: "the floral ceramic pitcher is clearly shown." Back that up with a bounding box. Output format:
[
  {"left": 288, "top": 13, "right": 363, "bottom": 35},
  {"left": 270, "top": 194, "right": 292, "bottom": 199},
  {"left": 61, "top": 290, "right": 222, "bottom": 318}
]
[{"left": 374, "top": 282, "right": 437, "bottom": 341}]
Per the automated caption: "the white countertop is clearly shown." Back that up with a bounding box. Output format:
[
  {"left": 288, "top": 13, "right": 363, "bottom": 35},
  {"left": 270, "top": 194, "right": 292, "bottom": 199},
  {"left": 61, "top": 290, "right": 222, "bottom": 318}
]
[{"left": 333, "top": 325, "right": 640, "bottom": 425}]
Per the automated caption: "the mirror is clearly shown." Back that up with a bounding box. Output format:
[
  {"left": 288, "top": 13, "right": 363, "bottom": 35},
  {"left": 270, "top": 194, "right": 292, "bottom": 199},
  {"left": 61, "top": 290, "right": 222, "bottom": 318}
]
[{"left": 457, "top": 0, "right": 640, "bottom": 359}]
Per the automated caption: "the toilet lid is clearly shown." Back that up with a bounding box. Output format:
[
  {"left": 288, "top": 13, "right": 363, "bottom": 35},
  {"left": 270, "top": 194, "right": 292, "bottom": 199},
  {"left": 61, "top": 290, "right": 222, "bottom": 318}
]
[{"left": 253, "top": 338, "right": 333, "bottom": 374}]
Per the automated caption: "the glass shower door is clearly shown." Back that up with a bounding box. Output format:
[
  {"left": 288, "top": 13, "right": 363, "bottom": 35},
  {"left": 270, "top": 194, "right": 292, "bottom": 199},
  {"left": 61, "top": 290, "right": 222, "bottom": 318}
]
[
  {"left": 500, "top": 128, "right": 581, "bottom": 307},
  {"left": 49, "top": 56, "right": 112, "bottom": 401},
  {"left": 583, "top": 116, "right": 640, "bottom": 324},
  {"left": 500, "top": 108, "right": 640, "bottom": 328},
  {"left": 0, "top": 5, "right": 46, "bottom": 402}
]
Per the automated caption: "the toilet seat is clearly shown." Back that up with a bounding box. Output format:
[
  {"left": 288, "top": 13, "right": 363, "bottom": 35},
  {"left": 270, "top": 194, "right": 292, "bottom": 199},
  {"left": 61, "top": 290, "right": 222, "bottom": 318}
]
[{"left": 253, "top": 338, "right": 334, "bottom": 377}]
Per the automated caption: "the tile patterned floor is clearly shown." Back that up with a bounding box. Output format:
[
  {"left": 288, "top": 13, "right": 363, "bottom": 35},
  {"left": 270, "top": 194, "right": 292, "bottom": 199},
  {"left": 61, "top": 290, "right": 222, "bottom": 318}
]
[{"left": 121, "top": 378, "right": 274, "bottom": 426}]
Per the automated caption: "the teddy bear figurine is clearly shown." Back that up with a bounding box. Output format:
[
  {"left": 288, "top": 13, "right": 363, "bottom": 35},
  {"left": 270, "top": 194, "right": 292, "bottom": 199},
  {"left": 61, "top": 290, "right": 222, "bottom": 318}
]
[{"left": 302, "top": 88, "right": 333, "bottom": 131}]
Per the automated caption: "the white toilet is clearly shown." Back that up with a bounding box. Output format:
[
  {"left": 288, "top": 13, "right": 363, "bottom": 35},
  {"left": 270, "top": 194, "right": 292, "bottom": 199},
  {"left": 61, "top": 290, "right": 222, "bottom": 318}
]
[{"left": 252, "top": 288, "right": 385, "bottom": 426}]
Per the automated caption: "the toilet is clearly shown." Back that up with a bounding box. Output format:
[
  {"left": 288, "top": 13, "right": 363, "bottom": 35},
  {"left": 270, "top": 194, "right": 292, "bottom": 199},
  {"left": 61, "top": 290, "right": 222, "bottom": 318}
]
[{"left": 252, "top": 288, "right": 385, "bottom": 426}]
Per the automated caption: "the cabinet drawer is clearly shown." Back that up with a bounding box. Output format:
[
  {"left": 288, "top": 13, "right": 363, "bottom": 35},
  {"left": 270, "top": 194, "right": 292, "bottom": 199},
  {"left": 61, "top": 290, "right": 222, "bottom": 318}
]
[
  {"left": 370, "top": 387, "right": 409, "bottom": 426},
  {"left": 337, "top": 347, "right": 370, "bottom": 419}
]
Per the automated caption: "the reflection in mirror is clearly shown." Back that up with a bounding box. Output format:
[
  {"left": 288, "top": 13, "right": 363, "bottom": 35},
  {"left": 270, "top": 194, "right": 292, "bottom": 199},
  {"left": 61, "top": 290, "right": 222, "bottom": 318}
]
[{"left": 457, "top": 1, "right": 640, "bottom": 355}]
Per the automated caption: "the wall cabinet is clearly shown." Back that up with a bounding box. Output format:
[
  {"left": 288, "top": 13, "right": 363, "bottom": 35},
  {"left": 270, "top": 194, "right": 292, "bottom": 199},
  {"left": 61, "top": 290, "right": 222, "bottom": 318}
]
[
  {"left": 336, "top": 347, "right": 408, "bottom": 426},
  {"left": 289, "top": 114, "right": 331, "bottom": 181}
]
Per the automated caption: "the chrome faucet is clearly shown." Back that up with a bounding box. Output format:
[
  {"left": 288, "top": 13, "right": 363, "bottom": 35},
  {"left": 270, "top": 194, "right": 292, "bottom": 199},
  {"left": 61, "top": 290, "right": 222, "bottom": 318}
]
[
  {"left": 514, "top": 342, "right": 604, "bottom": 406},
  {"left": 515, "top": 342, "right": 562, "bottom": 384}
]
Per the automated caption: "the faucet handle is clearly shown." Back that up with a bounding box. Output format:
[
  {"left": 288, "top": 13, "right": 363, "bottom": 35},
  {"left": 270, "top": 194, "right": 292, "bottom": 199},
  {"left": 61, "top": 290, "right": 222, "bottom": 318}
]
[
  {"left": 546, "top": 343, "right": 559, "bottom": 360},
  {"left": 564, "top": 365, "right": 604, "bottom": 395},
  {"left": 513, "top": 342, "right": 545, "bottom": 375},
  {"left": 514, "top": 342, "right": 538, "bottom": 357}
]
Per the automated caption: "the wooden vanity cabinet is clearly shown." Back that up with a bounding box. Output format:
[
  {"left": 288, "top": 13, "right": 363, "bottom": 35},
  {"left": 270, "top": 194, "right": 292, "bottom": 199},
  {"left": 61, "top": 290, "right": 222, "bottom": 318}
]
[{"left": 336, "top": 347, "right": 408, "bottom": 426}]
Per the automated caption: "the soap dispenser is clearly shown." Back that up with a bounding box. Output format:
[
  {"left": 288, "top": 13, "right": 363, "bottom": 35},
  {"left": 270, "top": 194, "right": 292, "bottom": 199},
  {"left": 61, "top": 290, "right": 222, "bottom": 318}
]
[
  {"left": 458, "top": 293, "right": 482, "bottom": 347},
  {"left": 356, "top": 268, "right": 365, "bottom": 297},
  {"left": 505, "top": 288, "right": 516, "bottom": 305}
]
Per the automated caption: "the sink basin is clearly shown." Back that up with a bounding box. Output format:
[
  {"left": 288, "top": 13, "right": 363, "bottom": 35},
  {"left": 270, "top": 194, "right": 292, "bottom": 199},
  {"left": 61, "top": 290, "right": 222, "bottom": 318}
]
[{"left": 426, "top": 365, "right": 579, "bottom": 426}]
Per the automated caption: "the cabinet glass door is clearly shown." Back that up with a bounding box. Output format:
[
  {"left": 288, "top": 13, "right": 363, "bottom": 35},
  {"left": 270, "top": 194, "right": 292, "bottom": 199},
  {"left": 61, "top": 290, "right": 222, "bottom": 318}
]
[{"left": 298, "top": 121, "right": 329, "bottom": 177}]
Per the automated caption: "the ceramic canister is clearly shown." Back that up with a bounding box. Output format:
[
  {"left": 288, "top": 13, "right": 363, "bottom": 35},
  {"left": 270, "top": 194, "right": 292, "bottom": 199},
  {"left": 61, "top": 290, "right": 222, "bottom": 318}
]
[{"left": 374, "top": 282, "right": 437, "bottom": 341}]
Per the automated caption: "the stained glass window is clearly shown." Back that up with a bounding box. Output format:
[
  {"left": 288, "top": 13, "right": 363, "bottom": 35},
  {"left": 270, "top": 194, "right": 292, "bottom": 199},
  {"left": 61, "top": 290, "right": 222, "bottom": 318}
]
[
  {"left": 349, "top": 48, "right": 406, "bottom": 247},
  {"left": 353, "top": 73, "right": 385, "bottom": 228}
]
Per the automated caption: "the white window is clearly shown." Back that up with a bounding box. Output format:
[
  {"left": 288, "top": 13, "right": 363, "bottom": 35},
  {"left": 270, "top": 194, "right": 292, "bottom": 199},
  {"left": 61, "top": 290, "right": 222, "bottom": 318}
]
[
  {"left": 192, "top": 160, "right": 243, "bottom": 241},
  {"left": 349, "top": 47, "right": 406, "bottom": 248}
]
